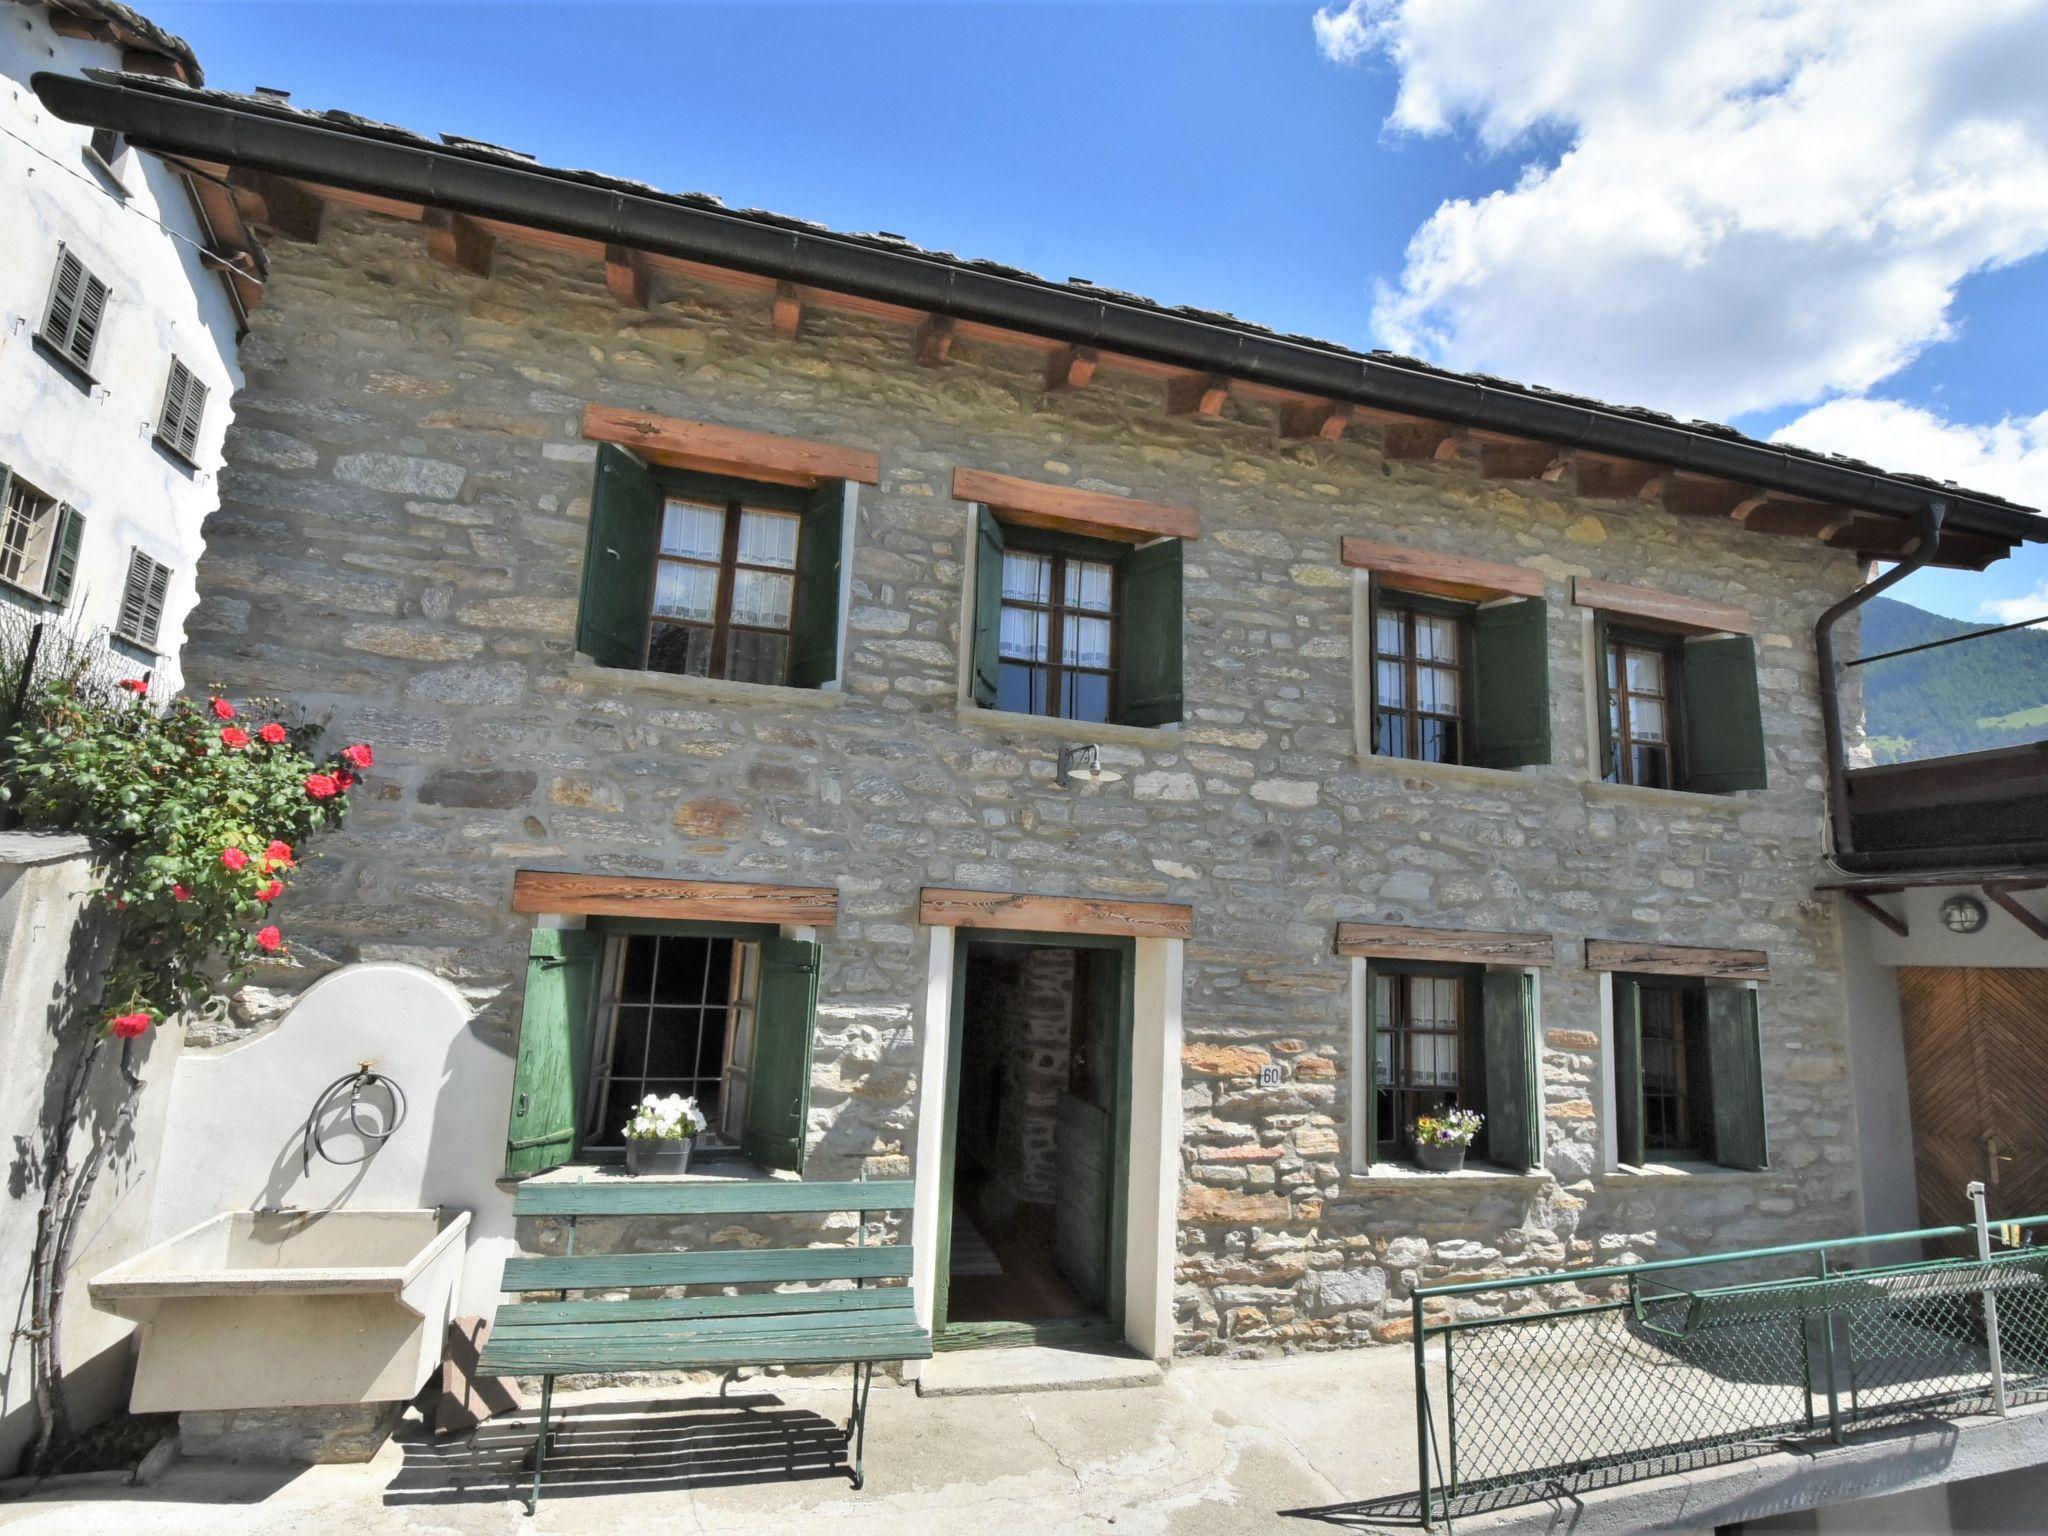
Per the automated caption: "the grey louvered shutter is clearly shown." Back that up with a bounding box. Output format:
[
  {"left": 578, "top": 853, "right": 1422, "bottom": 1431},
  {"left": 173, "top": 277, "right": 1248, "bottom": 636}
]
[
  {"left": 42, "top": 249, "right": 83, "bottom": 352},
  {"left": 66, "top": 271, "right": 109, "bottom": 372},
  {"left": 159, "top": 360, "right": 206, "bottom": 461},
  {"left": 43, "top": 506, "right": 83, "bottom": 606},
  {"left": 117, "top": 551, "right": 169, "bottom": 648}
]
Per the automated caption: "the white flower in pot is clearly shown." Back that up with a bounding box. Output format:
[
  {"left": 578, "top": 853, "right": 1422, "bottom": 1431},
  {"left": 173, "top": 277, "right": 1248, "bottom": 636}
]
[{"left": 622, "top": 1092, "right": 708, "bottom": 1175}]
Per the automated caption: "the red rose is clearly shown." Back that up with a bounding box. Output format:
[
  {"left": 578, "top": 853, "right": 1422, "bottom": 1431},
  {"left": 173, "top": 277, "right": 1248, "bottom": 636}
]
[
  {"left": 221, "top": 847, "right": 250, "bottom": 872},
  {"left": 264, "top": 840, "right": 295, "bottom": 866},
  {"left": 257, "top": 880, "right": 283, "bottom": 903},
  {"left": 171, "top": 884, "right": 191, "bottom": 903},
  {"left": 109, "top": 1011, "right": 152, "bottom": 1039},
  {"left": 220, "top": 727, "right": 251, "bottom": 750},
  {"left": 334, "top": 770, "right": 356, "bottom": 791},
  {"left": 258, "top": 722, "right": 288, "bottom": 745},
  {"left": 210, "top": 698, "right": 235, "bottom": 721},
  {"left": 340, "top": 743, "right": 374, "bottom": 770},
  {"left": 304, "top": 773, "right": 339, "bottom": 800},
  {"left": 118, "top": 678, "right": 148, "bottom": 695},
  {"left": 256, "top": 925, "right": 283, "bottom": 953}
]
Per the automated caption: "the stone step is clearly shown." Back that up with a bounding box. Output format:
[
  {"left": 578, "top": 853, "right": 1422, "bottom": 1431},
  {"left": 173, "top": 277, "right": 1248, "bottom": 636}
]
[{"left": 914, "top": 1344, "right": 1164, "bottom": 1398}]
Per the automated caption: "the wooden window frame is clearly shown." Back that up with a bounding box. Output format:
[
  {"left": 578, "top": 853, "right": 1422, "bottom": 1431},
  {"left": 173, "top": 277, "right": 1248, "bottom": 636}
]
[
  {"left": 646, "top": 490, "right": 803, "bottom": 686},
  {"left": 1374, "top": 590, "right": 1470, "bottom": 765},
  {"left": 996, "top": 529, "right": 1122, "bottom": 725},
  {"left": 0, "top": 478, "right": 59, "bottom": 597},
  {"left": 1625, "top": 973, "right": 1713, "bottom": 1160},
  {"left": 1605, "top": 626, "right": 1683, "bottom": 789},
  {"left": 1371, "top": 961, "right": 1481, "bottom": 1163}
]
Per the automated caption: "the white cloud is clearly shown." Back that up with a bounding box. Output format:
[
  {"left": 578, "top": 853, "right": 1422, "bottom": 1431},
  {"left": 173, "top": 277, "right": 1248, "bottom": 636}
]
[{"left": 1316, "top": 0, "right": 2048, "bottom": 422}]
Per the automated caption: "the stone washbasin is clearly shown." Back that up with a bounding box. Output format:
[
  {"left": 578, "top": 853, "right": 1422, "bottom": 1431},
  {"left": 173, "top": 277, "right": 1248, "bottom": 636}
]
[{"left": 89, "top": 1208, "right": 469, "bottom": 1424}]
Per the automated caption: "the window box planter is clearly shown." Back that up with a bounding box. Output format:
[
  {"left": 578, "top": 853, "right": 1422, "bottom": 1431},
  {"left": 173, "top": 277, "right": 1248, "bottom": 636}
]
[
  {"left": 624, "top": 1137, "right": 694, "bottom": 1176},
  {"left": 1413, "top": 1141, "right": 1468, "bottom": 1173}
]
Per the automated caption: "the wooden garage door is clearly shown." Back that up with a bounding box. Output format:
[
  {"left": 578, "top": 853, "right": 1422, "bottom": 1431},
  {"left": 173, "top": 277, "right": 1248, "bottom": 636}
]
[{"left": 1898, "top": 967, "right": 2048, "bottom": 1232}]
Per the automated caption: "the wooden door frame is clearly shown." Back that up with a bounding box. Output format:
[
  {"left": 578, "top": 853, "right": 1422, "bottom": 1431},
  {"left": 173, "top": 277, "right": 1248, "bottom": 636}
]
[{"left": 931, "top": 928, "right": 1135, "bottom": 1351}]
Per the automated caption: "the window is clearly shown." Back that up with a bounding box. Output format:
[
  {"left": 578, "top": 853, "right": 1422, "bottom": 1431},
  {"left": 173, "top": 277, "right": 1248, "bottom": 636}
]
[
  {"left": 970, "top": 508, "right": 1183, "bottom": 727},
  {"left": 1374, "top": 597, "right": 1465, "bottom": 763},
  {"left": 115, "top": 549, "right": 171, "bottom": 650},
  {"left": 1604, "top": 633, "right": 1678, "bottom": 789},
  {"left": 505, "top": 922, "right": 821, "bottom": 1177},
  {"left": 1356, "top": 960, "right": 1542, "bottom": 1172},
  {"left": 86, "top": 128, "right": 125, "bottom": 185},
  {"left": 1612, "top": 975, "right": 1768, "bottom": 1170},
  {"left": 1358, "top": 564, "right": 1550, "bottom": 770},
  {"left": 38, "top": 246, "right": 110, "bottom": 375},
  {"left": 156, "top": 359, "right": 208, "bottom": 464},
  {"left": 996, "top": 543, "right": 1117, "bottom": 723},
  {"left": 575, "top": 445, "right": 845, "bottom": 689},
  {"left": 0, "top": 469, "right": 82, "bottom": 606}
]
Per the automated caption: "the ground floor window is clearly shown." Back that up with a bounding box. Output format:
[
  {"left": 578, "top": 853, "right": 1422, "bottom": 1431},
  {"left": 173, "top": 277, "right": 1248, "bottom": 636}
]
[
  {"left": 1613, "top": 974, "right": 1768, "bottom": 1171},
  {"left": 585, "top": 932, "right": 759, "bottom": 1148},
  {"left": 1373, "top": 967, "right": 1474, "bottom": 1161}
]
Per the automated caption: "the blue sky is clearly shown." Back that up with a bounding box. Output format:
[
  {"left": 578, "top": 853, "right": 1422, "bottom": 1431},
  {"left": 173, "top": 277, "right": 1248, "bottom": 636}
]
[{"left": 149, "top": 2, "right": 2048, "bottom": 624}]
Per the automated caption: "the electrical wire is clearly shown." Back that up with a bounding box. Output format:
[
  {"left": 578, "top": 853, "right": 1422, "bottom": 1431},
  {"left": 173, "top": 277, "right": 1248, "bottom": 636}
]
[{"left": 302, "top": 1064, "right": 408, "bottom": 1171}]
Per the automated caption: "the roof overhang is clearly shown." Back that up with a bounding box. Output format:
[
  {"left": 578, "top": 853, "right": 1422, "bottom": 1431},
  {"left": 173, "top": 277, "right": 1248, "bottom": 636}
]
[{"left": 30, "top": 68, "right": 2048, "bottom": 568}]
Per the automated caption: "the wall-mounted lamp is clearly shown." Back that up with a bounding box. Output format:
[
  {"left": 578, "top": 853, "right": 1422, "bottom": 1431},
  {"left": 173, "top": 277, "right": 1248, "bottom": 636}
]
[{"left": 1056, "top": 743, "right": 1123, "bottom": 788}]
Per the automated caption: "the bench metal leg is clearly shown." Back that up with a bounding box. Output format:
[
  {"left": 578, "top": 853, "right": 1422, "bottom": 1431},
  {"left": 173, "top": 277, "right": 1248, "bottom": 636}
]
[
  {"left": 719, "top": 1367, "right": 751, "bottom": 1398},
  {"left": 846, "top": 1361, "right": 873, "bottom": 1490},
  {"left": 528, "top": 1373, "right": 555, "bottom": 1515}
]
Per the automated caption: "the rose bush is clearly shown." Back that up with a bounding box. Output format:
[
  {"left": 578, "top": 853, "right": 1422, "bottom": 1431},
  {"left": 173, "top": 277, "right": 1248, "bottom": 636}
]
[{"left": 1, "top": 682, "right": 372, "bottom": 1035}]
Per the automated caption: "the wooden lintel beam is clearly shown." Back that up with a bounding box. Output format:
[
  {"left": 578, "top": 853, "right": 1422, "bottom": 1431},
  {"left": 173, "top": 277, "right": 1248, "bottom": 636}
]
[
  {"left": 913, "top": 314, "right": 955, "bottom": 367},
  {"left": 951, "top": 466, "right": 1199, "bottom": 542},
  {"left": 1985, "top": 882, "right": 2048, "bottom": 942},
  {"left": 1335, "top": 922, "right": 1553, "bottom": 967},
  {"left": 1382, "top": 422, "right": 1465, "bottom": 461},
  {"left": 1165, "top": 374, "right": 1231, "bottom": 420},
  {"left": 1844, "top": 889, "right": 1909, "bottom": 938},
  {"left": 1573, "top": 576, "right": 1754, "bottom": 636},
  {"left": 1280, "top": 401, "right": 1351, "bottom": 441},
  {"left": 604, "top": 245, "right": 651, "bottom": 309},
  {"left": 422, "top": 210, "right": 492, "bottom": 276},
  {"left": 514, "top": 869, "right": 837, "bottom": 926},
  {"left": 226, "top": 168, "right": 324, "bottom": 243},
  {"left": 919, "top": 886, "right": 1192, "bottom": 940},
  {"left": 772, "top": 281, "right": 803, "bottom": 340},
  {"left": 582, "top": 403, "right": 880, "bottom": 486},
  {"left": 1584, "top": 938, "right": 1769, "bottom": 981},
  {"left": 1045, "top": 345, "right": 1098, "bottom": 392}
]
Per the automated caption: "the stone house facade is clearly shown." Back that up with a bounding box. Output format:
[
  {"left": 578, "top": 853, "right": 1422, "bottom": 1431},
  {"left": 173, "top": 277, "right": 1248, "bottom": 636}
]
[{"left": 43, "top": 69, "right": 2044, "bottom": 1365}]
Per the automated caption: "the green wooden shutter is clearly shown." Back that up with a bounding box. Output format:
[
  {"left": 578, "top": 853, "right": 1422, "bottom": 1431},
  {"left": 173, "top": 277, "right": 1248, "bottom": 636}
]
[
  {"left": 1481, "top": 970, "right": 1542, "bottom": 1172},
  {"left": 1117, "top": 537, "right": 1183, "bottom": 727},
  {"left": 785, "top": 480, "right": 845, "bottom": 689},
  {"left": 1679, "top": 635, "right": 1768, "bottom": 793},
  {"left": 1612, "top": 975, "right": 1646, "bottom": 1168},
  {"left": 1365, "top": 575, "right": 1381, "bottom": 754},
  {"left": 1360, "top": 962, "right": 1380, "bottom": 1165},
  {"left": 574, "top": 444, "right": 660, "bottom": 669},
  {"left": 969, "top": 506, "right": 1004, "bottom": 707},
  {"left": 1705, "top": 985, "right": 1769, "bottom": 1170},
  {"left": 1593, "top": 612, "right": 1618, "bottom": 782},
  {"left": 1469, "top": 597, "right": 1551, "bottom": 769},
  {"left": 504, "top": 927, "right": 604, "bottom": 1177},
  {"left": 742, "top": 937, "right": 820, "bottom": 1173},
  {"left": 44, "top": 506, "right": 83, "bottom": 607}
]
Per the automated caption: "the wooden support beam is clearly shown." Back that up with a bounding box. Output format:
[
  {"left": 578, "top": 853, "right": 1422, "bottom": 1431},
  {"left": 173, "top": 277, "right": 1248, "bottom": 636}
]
[
  {"left": 422, "top": 210, "right": 492, "bottom": 276},
  {"left": 604, "top": 245, "right": 651, "bottom": 309},
  {"left": 1382, "top": 422, "right": 1465, "bottom": 461},
  {"left": 1540, "top": 450, "right": 1576, "bottom": 483},
  {"left": 951, "top": 466, "right": 1200, "bottom": 542},
  {"left": 1340, "top": 538, "right": 1544, "bottom": 601},
  {"left": 1664, "top": 476, "right": 1753, "bottom": 519},
  {"left": 1576, "top": 458, "right": 1665, "bottom": 499},
  {"left": 514, "top": 869, "right": 837, "bottom": 926},
  {"left": 1584, "top": 938, "right": 1769, "bottom": 981},
  {"left": 1572, "top": 576, "right": 1753, "bottom": 636},
  {"left": 913, "top": 314, "right": 955, "bottom": 367},
  {"left": 1280, "top": 401, "right": 1351, "bottom": 441},
  {"left": 1844, "top": 889, "right": 1909, "bottom": 938},
  {"left": 1044, "top": 345, "right": 1097, "bottom": 392},
  {"left": 582, "top": 404, "right": 880, "bottom": 486},
  {"left": 919, "top": 887, "right": 1192, "bottom": 940},
  {"left": 1478, "top": 440, "right": 1562, "bottom": 480},
  {"left": 1165, "top": 374, "right": 1231, "bottom": 420},
  {"left": 226, "top": 168, "right": 324, "bottom": 243},
  {"left": 1335, "top": 922, "right": 1553, "bottom": 967},
  {"left": 1985, "top": 882, "right": 2048, "bottom": 942},
  {"left": 771, "top": 281, "right": 803, "bottom": 339}
]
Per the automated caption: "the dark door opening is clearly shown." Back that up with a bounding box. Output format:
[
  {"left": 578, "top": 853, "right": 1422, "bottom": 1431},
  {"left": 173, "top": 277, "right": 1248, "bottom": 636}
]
[{"left": 936, "top": 937, "right": 1129, "bottom": 1346}]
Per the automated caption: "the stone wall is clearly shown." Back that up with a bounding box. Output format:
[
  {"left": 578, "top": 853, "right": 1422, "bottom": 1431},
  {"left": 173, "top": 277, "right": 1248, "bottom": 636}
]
[{"left": 186, "top": 207, "right": 1871, "bottom": 1354}]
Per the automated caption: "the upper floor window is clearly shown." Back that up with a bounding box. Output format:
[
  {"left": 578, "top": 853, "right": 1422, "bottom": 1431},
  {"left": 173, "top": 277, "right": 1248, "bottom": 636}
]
[
  {"left": 995, "top": 538, "right": 1120, "bottom": 723},
  {"left": 1604, "top": 632, "right": 1678, "bottom": 789},
  {"left": 115, "top": 549, "right": 171, "bottom": 652},
  {"left": 574, "top": 443, "right": 845, "bottom": 690},
  {"left": 1374, "top": 596, "right": 1465, "bottom": 763},
  {"left": 0, "top": 467, "right": 83, "bottom": 607},
  {"left": 156, "top": 359, "right": 208, "bottom": 465},
  {"left": 39, "top": 246, "right": 111, "bottom": 376}
]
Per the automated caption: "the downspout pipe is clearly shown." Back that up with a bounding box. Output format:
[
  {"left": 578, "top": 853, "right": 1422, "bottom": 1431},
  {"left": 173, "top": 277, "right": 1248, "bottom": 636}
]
[{"left": 1817, "top": 499, "right": 1943, "bottom": 868}]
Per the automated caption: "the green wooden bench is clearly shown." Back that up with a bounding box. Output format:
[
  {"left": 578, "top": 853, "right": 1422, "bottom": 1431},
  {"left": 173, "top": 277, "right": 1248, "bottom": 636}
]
[{"left": 479, "top": 1176, "right": 927, "bottom": 1510}]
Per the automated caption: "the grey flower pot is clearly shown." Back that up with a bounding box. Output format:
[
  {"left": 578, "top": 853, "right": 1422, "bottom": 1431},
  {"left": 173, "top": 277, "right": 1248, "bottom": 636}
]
[
  {"left": 624, "top": 1137, "right": 693, "bottom": 1176},
  {"left": 1413, "top": 1141, "right": 1468, "bottom": 1173}
]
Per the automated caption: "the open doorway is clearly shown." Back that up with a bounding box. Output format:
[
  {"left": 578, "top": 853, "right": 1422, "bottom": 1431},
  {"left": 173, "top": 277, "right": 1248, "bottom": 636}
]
[{"left": 934, "top": 934, "right": 1131, "bottom": 1349}]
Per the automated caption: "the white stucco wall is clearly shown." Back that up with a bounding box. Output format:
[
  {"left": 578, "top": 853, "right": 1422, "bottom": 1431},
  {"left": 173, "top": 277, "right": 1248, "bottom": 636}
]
[{"left": 0, "top": 4, "right": 240, "bottom": 695}]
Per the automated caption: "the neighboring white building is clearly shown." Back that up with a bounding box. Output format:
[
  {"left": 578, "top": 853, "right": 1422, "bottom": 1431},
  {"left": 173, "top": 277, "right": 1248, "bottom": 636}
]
[{"left": 0, "top": 0, "right": 240, "bottom": 693}]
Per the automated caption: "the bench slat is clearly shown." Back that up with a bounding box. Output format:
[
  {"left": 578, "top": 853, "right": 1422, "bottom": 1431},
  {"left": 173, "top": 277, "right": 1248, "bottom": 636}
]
[
  {"left": 514, "top": 1178, "right": 916, "bottom": 1218},
  {"left": 499, "top": 1289, "right": 912, "bottom": 1327},
  {"left": 492, "top": 1310, "right": 907, "bottom": 1344},
  {"left": 502, "top": 1245, "right": 912, "bottom": 1292},
  {"left": 480, "top": 1327, "right": 933, "bottom": 1373}
]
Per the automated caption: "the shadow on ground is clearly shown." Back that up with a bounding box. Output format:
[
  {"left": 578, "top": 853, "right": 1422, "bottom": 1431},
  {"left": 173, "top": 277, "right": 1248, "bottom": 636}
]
[{"left": 384, "top": 1390, "right": 858, "bottom": 1506}]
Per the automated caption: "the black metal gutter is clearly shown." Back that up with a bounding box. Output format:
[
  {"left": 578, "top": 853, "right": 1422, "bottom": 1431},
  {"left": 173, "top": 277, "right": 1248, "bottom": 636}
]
[{"left": 31, "top": 70, "right": 2047, "bottom": 548}]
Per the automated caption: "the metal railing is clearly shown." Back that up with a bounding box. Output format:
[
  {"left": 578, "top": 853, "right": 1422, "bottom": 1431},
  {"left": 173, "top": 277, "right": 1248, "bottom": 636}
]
[{"left": 1412, "top": 1186, "right": 2048, "bottom": 1526}]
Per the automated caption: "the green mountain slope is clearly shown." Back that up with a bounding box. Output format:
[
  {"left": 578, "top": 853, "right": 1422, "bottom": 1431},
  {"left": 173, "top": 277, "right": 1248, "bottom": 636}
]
[{"left": 1859, "top": 596, "right": 2048, "bottom": 763}]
